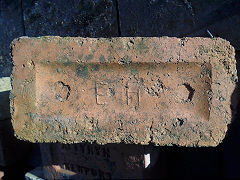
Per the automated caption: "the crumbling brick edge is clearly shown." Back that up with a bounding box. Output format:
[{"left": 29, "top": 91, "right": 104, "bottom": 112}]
[{"left": 10, "top": 36, "right": 238, "bottom": 147}]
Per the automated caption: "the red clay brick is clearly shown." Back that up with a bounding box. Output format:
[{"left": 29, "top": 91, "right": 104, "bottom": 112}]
[{"left": 10, "top": 37, "right": 237, "bottom": 146}]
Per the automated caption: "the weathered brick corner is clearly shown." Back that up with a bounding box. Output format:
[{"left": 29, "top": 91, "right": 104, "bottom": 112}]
[{"left": 10, "top": 36, "right": 237, "bottom": 146}]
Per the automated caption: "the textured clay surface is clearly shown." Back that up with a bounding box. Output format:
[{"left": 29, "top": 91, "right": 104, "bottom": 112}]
[{"left": 11, "top": 37, "right": 237, "bottom": 146}]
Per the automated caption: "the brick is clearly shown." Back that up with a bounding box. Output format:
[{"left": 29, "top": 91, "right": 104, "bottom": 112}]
[
  {"left": 40, "top": 143, "right": 148, "bottom": 179},
  {"left": 42, "top": 166, "right": 77, "bottom": 180},
  {"left": 11, "top": 37, "right": 237, "bottom": 146}
]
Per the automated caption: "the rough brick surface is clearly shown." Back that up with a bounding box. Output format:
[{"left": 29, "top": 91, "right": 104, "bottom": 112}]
[{"left": 11, "top": 37, "right": 237, "bottom": 146}]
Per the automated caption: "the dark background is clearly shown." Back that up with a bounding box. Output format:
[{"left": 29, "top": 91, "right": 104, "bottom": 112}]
[{"left": 0, "top": 0, "right": 240, "bottom": 179}]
